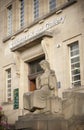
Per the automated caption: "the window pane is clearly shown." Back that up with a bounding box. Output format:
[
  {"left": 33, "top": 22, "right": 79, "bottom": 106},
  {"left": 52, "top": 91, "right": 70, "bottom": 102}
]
[
  {"left": 71, "top": 57, "right": 79, "bottom": 63},
  {"left": 8, "top": 73, "right": 11, "bottom": 76},
  {"left": 49, "top": 0, "right": 56, "bottom": 11},
  {"left": 70, "top": 50, "right": 79, "bottom": 57},
  {"left": 29, "top": 57, "right": 44, "bottom": 75},
  {"left": 72, "top": 75, "right": 80, "bottom": 81},
  {"left": 8, "top": 80, "right": 11, "bottom": 83},
  {"left": 34, "top": 0, "right": 39, "bottom": 19},
  {"left": 73, "top": 81, "right": 81, "bottom": 86},
  {"left": 71, "top": 69, "right": 80, "bottom": 76},
  {"left": 7, "top": 5, "right": 12, "bottom": 35},
  {"left": 8, "top": 89, "right": 11, "bottom": 92},
  {"left": 71, "top": 62, "right": 80, "bottom": 70},
  {"left": 20, "top": 0, "right": 24, "bottom": 27},
  {"left": 70, "top": 42, "right": 79, "bottom": 50},
  {"left": 30, "top": 64, "right": 36, "bottom": 74},
  {"left": 8, "top": 93, "right": 11, "bottom": 97},
  {"left": 8, "top": 84, "right": 11, "bottom": 88}
]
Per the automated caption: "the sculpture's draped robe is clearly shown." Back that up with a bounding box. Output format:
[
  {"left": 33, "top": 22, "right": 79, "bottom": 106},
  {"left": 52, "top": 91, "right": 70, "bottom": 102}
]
[{"left": 23, "top": 70, "right": 57, "bottom": 111}]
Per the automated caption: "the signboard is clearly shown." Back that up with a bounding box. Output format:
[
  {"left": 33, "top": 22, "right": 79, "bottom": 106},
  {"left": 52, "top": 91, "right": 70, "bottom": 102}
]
[
  {"left": 13, "top": 88, "right": 19, "bottom": 109},
  {"left": 10, "top": 16, "right": 65, "bottom": 49}
]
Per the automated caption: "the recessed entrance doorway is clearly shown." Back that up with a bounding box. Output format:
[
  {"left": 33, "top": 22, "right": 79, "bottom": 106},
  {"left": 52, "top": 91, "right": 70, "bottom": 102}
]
[{"left": 28, "top": 56, "right": 45, "bottom": 91}]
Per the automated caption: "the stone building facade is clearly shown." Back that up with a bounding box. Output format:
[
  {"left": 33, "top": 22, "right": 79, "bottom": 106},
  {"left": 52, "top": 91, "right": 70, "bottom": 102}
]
[{"left": 0, "top": 0, "right": 84, "bottom": 125}]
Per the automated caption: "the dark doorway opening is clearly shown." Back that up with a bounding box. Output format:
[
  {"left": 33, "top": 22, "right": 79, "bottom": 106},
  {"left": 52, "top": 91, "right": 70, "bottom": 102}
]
[{"left": 28, "top": 55, "right": 45, "bottom": 91}]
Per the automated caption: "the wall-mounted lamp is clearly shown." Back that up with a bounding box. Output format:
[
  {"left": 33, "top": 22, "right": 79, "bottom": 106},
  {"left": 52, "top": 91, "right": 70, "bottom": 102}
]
[{"left": 57, "top": 44, "right": 61, "bottom": 48}]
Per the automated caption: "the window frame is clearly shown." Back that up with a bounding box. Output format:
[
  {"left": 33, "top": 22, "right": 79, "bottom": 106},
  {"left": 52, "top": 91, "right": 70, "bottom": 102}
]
[
  {"left": 69, "top": 41, "right": 81, "bottom": 87},
  {"left": 7, "top": 5, "right": 12, "bottom": 35},
  {"left": 33, "top": 0, "right": 39, "bottom": 20},
  {"left": 28, "top": 56, "right": 45, "bottom": 91},
  {"left": 6, "top": 68, "right": 12, "bottom": 102},
  {"left": 49, "top": 0, "right": 56, "bottom": 12},
  {"left": 28, "top": 58, "right": 44, "bottom": 77},
  {"left": 20, "top": 0, "right": 25, "bottom": 28}
]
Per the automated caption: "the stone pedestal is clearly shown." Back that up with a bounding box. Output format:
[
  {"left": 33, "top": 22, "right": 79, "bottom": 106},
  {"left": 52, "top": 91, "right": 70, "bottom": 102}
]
[
  {"left": 15, "top": 114, "right": 67, "bottom": 130},
  {"left": 15, "top": 113, "right": 84, "bottom": 130},
  {"left": 15, "top": 88, "right": 84, "bottom": 130}
]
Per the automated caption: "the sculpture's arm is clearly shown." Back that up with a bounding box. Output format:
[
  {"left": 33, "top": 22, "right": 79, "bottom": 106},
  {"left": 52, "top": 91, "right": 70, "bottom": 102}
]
[
  {"left": 48, "top": 73, "right": 58, "bottom": 96},
  {"left": 49, "top": 71, "right": 57, "bottom": 90},
  {"left": 36, "top": 75, "right": 41, "bottom": 89}
]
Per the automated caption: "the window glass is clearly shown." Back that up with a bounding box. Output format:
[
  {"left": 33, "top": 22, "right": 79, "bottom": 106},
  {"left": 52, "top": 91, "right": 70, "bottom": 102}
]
[
  {"left": 7, "top": 5, "right": 12, "bottom": 35},
  {"left": 71, "top": 57, "right": 79, "bottom": 63},
  {"left": 49, "top": 0, "right": 56, "bottom": 11},
  {"left": 6, "top": 69, "right": 12, "bottom": 101},
  {"left": 20, "top": 0, "right": 24, "bottom": 27},
  {"left": 33, "top": 0, "right": 39, "bottom": 19},
  {"left": 70, "top": 41, "right": 81, "bottom": 87},
  {"left": 29, "top": 58, "right": 44, "bottom": 75},
  {"left": 28, "top": 57, "right": 45, "bottom": 91},
  {"left": 71, "top": 63, "right": 80, "bottom": 70},
  {"left": 71, "top": 50, "right": 79, "bottom": 57}
]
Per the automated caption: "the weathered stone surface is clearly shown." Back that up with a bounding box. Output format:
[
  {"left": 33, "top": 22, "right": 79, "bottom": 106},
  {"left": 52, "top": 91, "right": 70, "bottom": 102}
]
[
  {"left": 15, "top": 114, "right": 66, "bottom": 130},
  {"left": 62, "top": 88, "right": 84, "bottom": 119},
  {"left": 16, "top": 61, "right": 84, "bottom": 130},
  {"left": 15, "top": 113, "right": 84, "bottom": 130},
  {"left": 15, "top": 88, "right": 84, "bottom": 130},
  {"left": 23, "top": 60, "right": 58, "bottom": 113}
]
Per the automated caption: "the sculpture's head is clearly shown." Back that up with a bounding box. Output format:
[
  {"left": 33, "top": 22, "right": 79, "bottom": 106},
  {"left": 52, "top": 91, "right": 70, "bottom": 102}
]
[{"left": 39, "top": 60, "right": 50, "bottom": 70}]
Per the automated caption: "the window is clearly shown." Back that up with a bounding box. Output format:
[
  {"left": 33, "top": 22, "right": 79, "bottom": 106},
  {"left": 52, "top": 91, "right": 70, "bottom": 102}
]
[
  {"left": 7, "top": 5, "right": 12, "bottom": 35},
  {"left": 20, "top": 0, "right": 24, "bottom": 27},
  {"left": 29, "top": 58, "right": 44, "bottom": 75},
  {"left": 6, "top": 69, "right": 12, "bottom": 102},
  {"left": 33, "top": 0, "right": 39, "bottom": 19},
  {"left": 28, "top": 57, "right": 45, "bottom": 91},
  {"left": 70, "top": 41, "right": 81, "bottom": 86},
  {"left": 49, "top": 0, "right": 56, "bottom": 11}
]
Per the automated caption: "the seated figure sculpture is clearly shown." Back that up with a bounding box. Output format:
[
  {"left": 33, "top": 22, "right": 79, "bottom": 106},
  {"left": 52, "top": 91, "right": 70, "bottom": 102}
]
[{"left": 23, "top": 60, "right": 58, "bottom": 112}]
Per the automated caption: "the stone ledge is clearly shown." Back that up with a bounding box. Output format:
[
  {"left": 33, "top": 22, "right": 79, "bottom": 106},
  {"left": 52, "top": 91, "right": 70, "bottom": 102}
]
[
  {"left": 11, "top": 31, "right": 53, "bottom": 52},
  {"left": 15, "top": 114, "right": 84, "bottom": 130}
]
